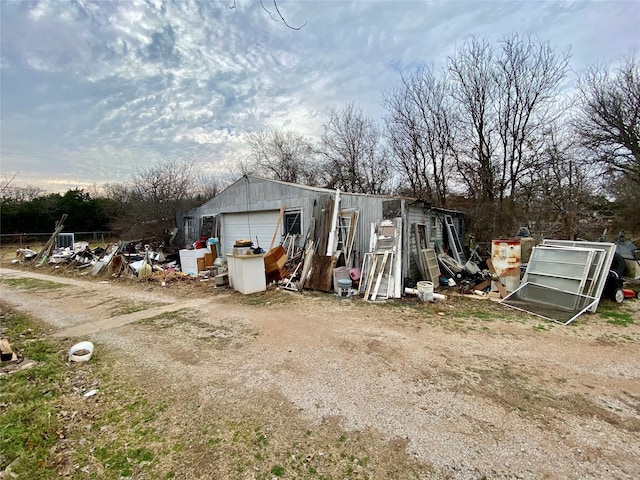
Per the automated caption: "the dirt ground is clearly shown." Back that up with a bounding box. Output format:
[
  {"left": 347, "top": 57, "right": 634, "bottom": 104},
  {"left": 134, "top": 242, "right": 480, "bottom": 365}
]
[{"left": 1, "top": 265, "right": 639, "bottom": 479}]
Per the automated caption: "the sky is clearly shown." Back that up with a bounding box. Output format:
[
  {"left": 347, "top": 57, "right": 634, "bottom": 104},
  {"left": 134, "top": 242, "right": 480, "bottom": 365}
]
[{"left": 1, "top": 0, "right": 639, "bottom": 193}]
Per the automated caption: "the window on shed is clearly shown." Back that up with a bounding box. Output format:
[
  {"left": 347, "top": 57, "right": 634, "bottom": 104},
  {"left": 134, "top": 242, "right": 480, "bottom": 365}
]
[
  {"left": 200, "top": 215, "right": 217, "bottom": 238},
  {"left": 284, "top": 210, "right": 302, "bottom": 236},
  {"left": 184, "top": 217, "right": 195, "bottom": 243},
  {"left": 430, "top": 216, "right": 437, "bottom": 243}
]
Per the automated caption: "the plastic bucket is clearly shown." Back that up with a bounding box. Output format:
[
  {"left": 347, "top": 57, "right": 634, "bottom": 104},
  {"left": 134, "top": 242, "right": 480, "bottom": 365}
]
[
  {"left": 417, "top": 281, "right": 434, "bottom": 302},
  {"left": 68, "top": 341, "right": 94, "bottom": 362}
]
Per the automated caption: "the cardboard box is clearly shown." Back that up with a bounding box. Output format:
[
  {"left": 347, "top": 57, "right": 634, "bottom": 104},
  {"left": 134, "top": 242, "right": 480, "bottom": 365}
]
[{"left": 264, "top": 246, "right": 287, "bottom": 274}]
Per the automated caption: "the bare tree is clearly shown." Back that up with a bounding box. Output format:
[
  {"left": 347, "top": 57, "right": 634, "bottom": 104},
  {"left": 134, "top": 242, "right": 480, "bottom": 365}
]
[
  {"left": 448, "top": 34, "right": 569, "bottom": 239},
  {"left": 574, "top": 56, "right": 640, "bottom": 187},
  {"left": 383, "top": 66, "right": 458, "bottom": 205},
  {"left": 193, "top": 171, "right": 230, "bottom": 202},
  {"left": 448, "top": 37, "right": 498, "bottom": 205},
  {"left": 520, "top": 127, "right": 598, "bottom": 239},
  {"left": 604, "top": 172, "right": 640, "bottom": 232},
  {"left": 102, "top": 182, "right": 133, "bottom": 205},
  {"left": 247, "top": 130, "right": 317, "bottom": 185},
  {"left": 319, "top": 103, "right": 392, "bottom": 194},
  {"left": 109, "top": 157, "right": 203, "bottom": 240},
  {"left": 1, "top": 174, "right": 43, "bottom": 204},
  {"left": 494, "top": 34, "right": 569, "bottom": 202}
]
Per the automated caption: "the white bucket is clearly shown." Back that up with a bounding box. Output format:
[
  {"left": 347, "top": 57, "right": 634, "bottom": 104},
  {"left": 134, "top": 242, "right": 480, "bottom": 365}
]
[
  {"left": 417, "top": 281, "right": 434, "bottom": 302},
  {"left": 68, "top": 341, "right": 94, "bottom": 362}
]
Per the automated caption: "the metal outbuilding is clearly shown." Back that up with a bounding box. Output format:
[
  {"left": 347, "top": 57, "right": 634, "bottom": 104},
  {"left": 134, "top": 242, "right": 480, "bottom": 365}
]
[{"left": 177, "top": 175, "right": 465, "bottom": 285}]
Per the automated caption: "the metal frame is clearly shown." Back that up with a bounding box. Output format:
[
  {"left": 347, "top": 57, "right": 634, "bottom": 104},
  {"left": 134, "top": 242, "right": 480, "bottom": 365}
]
[
  {"left": 501, "top": 282, "right": 598, "bottom": 325},
  {"left": 522, "top": 245, "right": 597, "bottom": 297},
  {"left": 541, "top": 240, "right": 616, "bottom": 312},
  {"left": 444, "top": 214, "right": 466, "bottom": 265}
]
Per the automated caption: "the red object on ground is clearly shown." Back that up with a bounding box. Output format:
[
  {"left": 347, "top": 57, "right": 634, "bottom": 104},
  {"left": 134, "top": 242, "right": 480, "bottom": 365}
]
[{"left": 622, "top": 289, "right": 636, "bottom": 299}]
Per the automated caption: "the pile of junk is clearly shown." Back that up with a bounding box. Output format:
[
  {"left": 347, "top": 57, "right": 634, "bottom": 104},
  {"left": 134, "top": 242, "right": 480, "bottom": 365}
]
[
  {"left": 439, "top": 228, "right": 639, "bottom": 325},
  {"left": 12, "top": 216, "right": 190, "bottom": 282},
  {"left": 14, "top": 238, "right": 186, "bottom": 281}
]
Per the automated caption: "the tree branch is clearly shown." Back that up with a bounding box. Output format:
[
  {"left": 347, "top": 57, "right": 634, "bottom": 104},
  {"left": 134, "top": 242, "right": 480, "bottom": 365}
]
[{"left": 259, "top": 0, "right": 307, "bottom": 30}]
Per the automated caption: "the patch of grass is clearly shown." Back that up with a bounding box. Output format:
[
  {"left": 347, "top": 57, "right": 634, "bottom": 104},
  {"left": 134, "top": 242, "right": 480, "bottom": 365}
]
[
  {"left": 136, "top": 308, "right": 254, "bottom": 349},
  {"left": 1, "top": 277, "right": 67, "bottom": 291},
  {"left": 464, "top": 364, "right": 640, "bottom": 433},
  {"left": 379, "top": 300, "right": 405, "bottom": 309},
  {"left": 94, "top": 446, "right": 154, "bottom": 477},
  {"left": 109, "top": 302, "right": 153, "bottom": 317},
  {"left": 533, "top": 323, "right": 552, "bottom": 332},
  {"left": 236, "top": 290, "right": 293, "bottom": 306},
  {"left": 0, "top": 309, "right": 68, "bottom": 477},
  {"left": 598, "top": 304, "right": 635, "bottom": 326},
  {"left": 470, "top": 310, "right": 498, "bottom": 321},
  {"left": 595, "top": 332, "right": 639, "bottom": 344},
  {"left": 270, "top": 465, "right": 285, "bottom": 476},
  {"left": 138, "top": 308, "right": 197, "bottom": 325},
  {"left": 0, "top": 303, "right": 164, "bottom": 479}
]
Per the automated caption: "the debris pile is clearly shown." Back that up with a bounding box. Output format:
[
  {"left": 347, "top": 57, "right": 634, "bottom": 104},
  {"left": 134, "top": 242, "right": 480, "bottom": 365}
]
[
  {"left": 500, "top": 239, "right": 624, "bottom": 324},
  {"left": 8, "top": 209, "right": 637, "bottom": 319},
  {"left": 12, "top": 237, "right": 194, "bottom": 282}
]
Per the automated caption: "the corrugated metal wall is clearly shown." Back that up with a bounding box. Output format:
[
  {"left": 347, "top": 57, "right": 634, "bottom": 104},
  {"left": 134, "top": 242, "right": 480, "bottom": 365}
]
[
  {"left": 338, "top": 193, "right": 387, "bottom": 267},
  {"left": 177, "top": 176, "right": 466, "bottom": 284}
]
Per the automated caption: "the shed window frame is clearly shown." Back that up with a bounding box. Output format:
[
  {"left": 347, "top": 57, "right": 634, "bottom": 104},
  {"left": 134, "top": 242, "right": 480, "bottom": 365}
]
[
  {"left": 284, "top": 209, "right": 302, "bottom": 236},
  {"left": 430, "top": 216, "right": 437, "bottom": 243},
  {"left": 184, "top": 216, "right": 195, "bottom": 243}
]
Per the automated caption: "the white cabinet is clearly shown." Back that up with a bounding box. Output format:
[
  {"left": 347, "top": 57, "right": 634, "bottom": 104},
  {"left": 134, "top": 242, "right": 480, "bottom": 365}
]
[
  {"left": 227, "top": 254, "right": 266, "bottom": 294},
  {"left": 179, "top": 248, "right": 208, "bottom": 275}
]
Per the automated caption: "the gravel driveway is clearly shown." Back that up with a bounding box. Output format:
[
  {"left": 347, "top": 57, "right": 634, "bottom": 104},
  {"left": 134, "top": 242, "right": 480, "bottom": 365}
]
[{"left": 1, "top": 267, "right": 639, "bottom": 479}]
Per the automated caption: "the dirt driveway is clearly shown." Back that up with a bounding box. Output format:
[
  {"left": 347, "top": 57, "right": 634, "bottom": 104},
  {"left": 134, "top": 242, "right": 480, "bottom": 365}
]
[{"left": 1, "top": 267, "right": 639, "bottom": 479}]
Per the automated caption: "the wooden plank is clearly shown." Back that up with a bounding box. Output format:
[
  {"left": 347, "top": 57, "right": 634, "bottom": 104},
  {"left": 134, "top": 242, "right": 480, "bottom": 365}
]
[
  {"left": 304, "top": 254, "right": 337, "bottom": 292},
  {"left": 326, "top": 189, "right": 341, "bottom": 256},
  {"left": 282, "top": 259, "right": 303, "bottom": 290},
  {"left": 299, "top": 241, "right": 316, "bottom": 290},
  {"left": 317, "top": 197, "right": 332, "bottom": 255},
  {"left": 371, "top": 251, "right": 389, "bottom": 301},
  {"left": 0, "top": 339, "right": 14, "bottom": 362},
  {"left": 269, "top": 206, "right": 286, "bottom": 250},
  {"left": 35, "top": 214, "right": 68, "bottom": 263},
  {"left": 473, "top": 278, "right": 492, "bottom": 291},
  {"left": 364, "top": 254, "right": 379, "bottom": 300}
]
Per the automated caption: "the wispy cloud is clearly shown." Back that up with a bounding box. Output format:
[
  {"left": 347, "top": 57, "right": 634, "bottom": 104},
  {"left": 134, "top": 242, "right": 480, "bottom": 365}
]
[{"left": 1, "top": 0, "right": 638, "bottom": 192}]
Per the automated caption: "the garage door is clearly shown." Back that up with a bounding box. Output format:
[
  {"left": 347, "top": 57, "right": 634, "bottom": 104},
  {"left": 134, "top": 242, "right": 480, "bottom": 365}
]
[{"left": 221, "top": 210, "right": 281, "bottom": 257}]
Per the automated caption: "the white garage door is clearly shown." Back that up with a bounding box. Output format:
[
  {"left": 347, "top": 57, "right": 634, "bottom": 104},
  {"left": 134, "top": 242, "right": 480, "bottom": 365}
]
[{"left": 221, "top": 210, "right": 281, "bottom": 257}]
